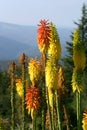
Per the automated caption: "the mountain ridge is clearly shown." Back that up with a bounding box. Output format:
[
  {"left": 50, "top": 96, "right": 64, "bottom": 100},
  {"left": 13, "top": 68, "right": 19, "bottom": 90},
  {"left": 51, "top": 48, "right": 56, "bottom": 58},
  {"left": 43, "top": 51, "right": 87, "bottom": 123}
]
[{"left": 0, "top": 22, "right": 73, "bottom": 60}]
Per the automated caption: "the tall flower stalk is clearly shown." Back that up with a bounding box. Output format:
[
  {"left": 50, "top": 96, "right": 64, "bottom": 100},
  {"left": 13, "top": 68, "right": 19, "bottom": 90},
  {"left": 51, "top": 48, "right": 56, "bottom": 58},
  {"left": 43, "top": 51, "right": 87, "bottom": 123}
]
[
  {"left": 27, "top": 58, "right": 41, "bottom": 130},
  {"left": 19, "top": 53, "right": 27, "bottom": 130},
  {"left": 37, "top": 19, "right": 51, "bottom": 130},
  {"left": 9, "top": 61, "right": 16, "bottom": 130},
  {"left": 46, "top": 23, "right": 62, "bottom": 130},
  {"left": 25, "top": 85, "right": 40, "bottom": 130},
  {"left": 58, "top": 66, "right": 70, "bottom": 130},
  {"left": 72, "top": 29, "right": 86, "bottom": 130}
]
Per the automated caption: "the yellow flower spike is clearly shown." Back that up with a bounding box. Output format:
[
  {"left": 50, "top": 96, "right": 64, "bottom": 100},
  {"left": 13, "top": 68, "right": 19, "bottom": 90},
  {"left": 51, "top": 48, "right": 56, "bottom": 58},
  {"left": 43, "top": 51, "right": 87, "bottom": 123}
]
[
  {"left": 58, "top": 66, "right": 68, "bottom": 99},
  {"left": 73, "top": 29, "right": 86, "bottom": 71},
  {"left": 48, "top": 23, "right": 62, "bottom": 61},
  {"left": 45, "top": 58, "right": 58, "bottom": 90},
  {"left": 72, "top": 68, "right": 83, "bottom": 93},
  {"left": 28, "top": 58, "right": 41, "bottom": 85},
  {"left": 48, "top": 88, "right": 56, "bottom": 107},
  {"left": 73, "top": 29, "right": 81, "bottom": 46},
  {"left": 82, "top": 108, "right": 87, "bottom": 130},
  {"left": 16, "top": 79, "right": 23, "bottom": 97}
]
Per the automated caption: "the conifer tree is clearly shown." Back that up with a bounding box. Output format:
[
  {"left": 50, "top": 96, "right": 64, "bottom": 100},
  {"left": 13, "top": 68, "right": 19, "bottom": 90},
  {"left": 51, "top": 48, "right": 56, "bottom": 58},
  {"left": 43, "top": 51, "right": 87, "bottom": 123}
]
[
  {"left": 62, "top": 34, "right": 74, "bottom": 88},
  {"left": 62, "top": 3, "right": 87, "bottom": 88},
  {"left": 75, "top": 4, "right": 87, "bottom": 46},
  {"left": 62, "top": 3, "right": 87, "bottom": 129}
]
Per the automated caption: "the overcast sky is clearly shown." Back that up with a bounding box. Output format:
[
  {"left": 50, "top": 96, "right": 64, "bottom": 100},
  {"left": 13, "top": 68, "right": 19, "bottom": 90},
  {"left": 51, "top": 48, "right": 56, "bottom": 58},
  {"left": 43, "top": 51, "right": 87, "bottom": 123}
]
[{"left": 0, "top": 0, "right": 87, "bottom": 27}]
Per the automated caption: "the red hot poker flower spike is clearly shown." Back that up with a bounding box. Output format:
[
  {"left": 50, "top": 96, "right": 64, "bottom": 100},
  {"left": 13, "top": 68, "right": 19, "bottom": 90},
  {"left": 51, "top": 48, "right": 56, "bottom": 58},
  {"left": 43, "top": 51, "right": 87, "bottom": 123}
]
[
  {"left": 37, "top": 19, "right": 51, "bottom": 54},
  {"left": 25, "top": 85, "right": 40, "bottom": 119}
]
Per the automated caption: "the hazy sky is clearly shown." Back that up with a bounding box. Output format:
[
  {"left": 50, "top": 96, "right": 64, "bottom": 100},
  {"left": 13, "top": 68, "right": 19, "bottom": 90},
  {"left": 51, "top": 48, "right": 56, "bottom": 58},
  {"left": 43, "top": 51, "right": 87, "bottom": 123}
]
[{"left": 0, "top": 0, "right": 87, "bottom": 27}]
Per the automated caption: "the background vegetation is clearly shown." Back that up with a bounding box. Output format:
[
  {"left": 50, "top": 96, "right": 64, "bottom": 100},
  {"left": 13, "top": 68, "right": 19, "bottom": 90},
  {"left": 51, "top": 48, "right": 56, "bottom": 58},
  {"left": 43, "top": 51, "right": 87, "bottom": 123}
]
[{"left": 0, "top": 3, "right": 87, "bottom": 130}]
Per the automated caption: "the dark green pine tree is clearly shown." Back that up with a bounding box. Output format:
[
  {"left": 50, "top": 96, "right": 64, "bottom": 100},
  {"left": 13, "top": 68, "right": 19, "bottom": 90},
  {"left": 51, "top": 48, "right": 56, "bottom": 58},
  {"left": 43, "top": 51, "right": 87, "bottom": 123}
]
[
  {"left": 62, "top": 34, "right": 74, "bottom": 89},
  {"left": 0, "top": 71, "right": 11, "bottom": 118},
  {"left": 74, "top": 3, "right": 87, "bottom": 58}
]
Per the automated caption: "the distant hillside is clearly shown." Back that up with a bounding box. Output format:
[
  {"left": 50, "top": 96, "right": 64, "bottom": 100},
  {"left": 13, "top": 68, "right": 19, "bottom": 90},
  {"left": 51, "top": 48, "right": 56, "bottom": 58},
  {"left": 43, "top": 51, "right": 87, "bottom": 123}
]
[
  {"left": 0, "top": 22, "right": 73, "bottom": 60},
  {"left": 0, "top": 36, "right": 40, "bottom": 60},
  {"left": 0, "top": 22, "right": 37, "bottom": 44}
]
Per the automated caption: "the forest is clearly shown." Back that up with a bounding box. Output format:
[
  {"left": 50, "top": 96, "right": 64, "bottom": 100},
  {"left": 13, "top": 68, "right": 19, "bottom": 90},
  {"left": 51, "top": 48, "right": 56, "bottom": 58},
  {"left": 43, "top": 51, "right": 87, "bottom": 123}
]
[{"left": 0, "top": 4, "right": 87, "bottom": 130}]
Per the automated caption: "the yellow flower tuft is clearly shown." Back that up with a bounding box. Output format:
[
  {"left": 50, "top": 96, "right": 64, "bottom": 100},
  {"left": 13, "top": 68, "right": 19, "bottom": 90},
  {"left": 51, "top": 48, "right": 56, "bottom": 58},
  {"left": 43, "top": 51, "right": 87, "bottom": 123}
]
[
  {"left": 48, "top": 23, "right": 61, "bottom": 61},
  {"left": 16, "top": 79, "right": 23, "bottom": 97},
  {"left": 28, "top": 58, "right": 41, "bottom": 85},
  {"left": 73, "top": 29, "right": 86, "bottom": 71},
  {"left": 38, "top": 44, "right": 48, "bottom": 55},
  {"left": 72, "top": 69, "right": 83, "bottom": 93},
  {"left": 73, "top": 29, "right": 81, "bottom": 46},
  {"left": 45, "top": 58, "right": 58, "bottom": 90},
  {"left": 58, "top": 66, "right": 68, "bottom": 99},
  {"left": 73, "top": 47, "right": 86, "bottom": 71},
  {"left": 82, "top": 108, "right": 87, "bottom": 130}
]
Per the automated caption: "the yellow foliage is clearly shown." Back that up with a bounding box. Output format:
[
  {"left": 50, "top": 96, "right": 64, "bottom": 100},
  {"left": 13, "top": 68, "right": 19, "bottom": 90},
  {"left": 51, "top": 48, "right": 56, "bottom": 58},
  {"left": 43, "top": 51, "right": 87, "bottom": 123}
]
[
  {"left": 48, "top": 23, "right": 61, "bottom": 61},
  {"left": 73, "top": 29, "right": 86, "bottom": 71},
  {"left": 72, "top": 69, "right": 83, "bottom": 93},
  {"left": 28, "top": 58, "right": 41, "bottom": 85},
  {"left": 73, "top": 47, "right": 86, "bottom": 71},
  {"left": 45, "top": 58, "right": 58, "bottom": 90},
  {"left": 82, "top": 109, "right": 87, "bottom": 130},
  {"left": 16, "top": 79, "right": 23, "bottom": 97}
]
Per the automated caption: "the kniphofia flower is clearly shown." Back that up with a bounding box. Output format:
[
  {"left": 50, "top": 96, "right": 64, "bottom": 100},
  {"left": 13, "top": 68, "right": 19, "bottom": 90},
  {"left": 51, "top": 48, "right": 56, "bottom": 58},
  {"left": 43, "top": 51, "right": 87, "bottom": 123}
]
[
  {"left": 25, "top": 85, "right": 40, "bottom": 119},
  {"left": 72, "top": 68, "right": 83, "bottom": 93},
  {"left": 82, "top": 108, "right": 87, "bottom": 130},
  {"left": 28, "top": 58, "right": 41, "bottom": 85},
  {"left": 16, "top": 79, "right": 23, "bottom": 97},
  {"left": 73, "top": 29, "right": 86, "bottom": 71},
  {"left": 45, "top": 58, "right": 58, "bottom": 90},
  {"left": 48, "top": 23, "right": 61, "bottom": 61},
  {"left": 37, "top": 19, "right": 51, "bottom": 54},
  {"left": 48, "top": 88, "right": 56, "bottom": 107},
  {"left": 58, "top": 66, "right": 68, "bottom": 99}
]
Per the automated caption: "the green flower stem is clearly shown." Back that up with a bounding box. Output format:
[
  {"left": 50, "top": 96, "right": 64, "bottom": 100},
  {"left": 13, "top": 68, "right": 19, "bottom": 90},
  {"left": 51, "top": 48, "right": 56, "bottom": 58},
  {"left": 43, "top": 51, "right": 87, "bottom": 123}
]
[
  {"left": 11, "top": 75, "right": 15, "bottom": 130},
  {"left": 42, "top": 54, "right": 46, "bottom": 130},
  {"left": 42, "top": 82, "right": 46, "bottom": 130},
  {"left": 76, "top": 91, "right": 82, "bottom": 130},
  {"left": 10, "top": 62, "right": 16, "bottom": 130},
  {"left": 51, "top": 93, "right": 55, "bottom": 130},
  {"left": 42, "top": 108, "right": 46, "bottom": 130},
  {"left": 46, "top": 87, "right": 53, "bottom": 130},
  {"left": 41, "top": 86, "right": 46, "bottom": 130},
  {"left": 22, "top": 63, "right": 26, "bottom": 130},
  {"left": 32, "top": 115, "right": 36, "bottom": 130},
  {"left": 63, "top": 105, "right": 70, "bottom": 130},
  {"left": 55, "top": 89, "right": 62, "bottom": 130}
]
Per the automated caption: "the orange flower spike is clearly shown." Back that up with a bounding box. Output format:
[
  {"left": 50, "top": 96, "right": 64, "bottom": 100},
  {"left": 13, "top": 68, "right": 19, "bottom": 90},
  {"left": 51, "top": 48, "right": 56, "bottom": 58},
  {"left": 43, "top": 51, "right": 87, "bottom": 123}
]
[
  {"left": 37, "top": 19, "right": 51, "bottom": 54},
  {"left": 25, "top": 85, "right": 40, "bottom": 118}
]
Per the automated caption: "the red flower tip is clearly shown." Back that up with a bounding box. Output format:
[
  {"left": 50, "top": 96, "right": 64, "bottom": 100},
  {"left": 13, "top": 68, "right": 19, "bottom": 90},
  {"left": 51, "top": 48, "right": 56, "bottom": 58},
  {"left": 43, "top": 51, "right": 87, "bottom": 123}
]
[{"left": 37, "top": 19, "right": 51, "bottom": 53}]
